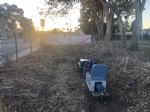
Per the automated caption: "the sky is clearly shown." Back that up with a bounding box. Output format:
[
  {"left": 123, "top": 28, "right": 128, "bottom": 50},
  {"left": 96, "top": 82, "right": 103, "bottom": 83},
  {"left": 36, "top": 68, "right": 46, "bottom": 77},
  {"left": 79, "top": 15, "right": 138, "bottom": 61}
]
[
  {"left": 0, "top": 0, "right": 150, "bottom": 30},
  {"left": 143, "top": 0, "right": 150, "bottom": 29},
  {"left": 0, "top": 0, "right": 80, "bottom": 31}
]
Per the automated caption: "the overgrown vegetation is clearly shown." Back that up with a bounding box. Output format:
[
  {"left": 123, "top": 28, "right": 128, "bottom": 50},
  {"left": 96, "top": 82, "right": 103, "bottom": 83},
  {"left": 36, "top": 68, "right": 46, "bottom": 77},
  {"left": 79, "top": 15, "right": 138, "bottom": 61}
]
[{"left": 0, "top": 44, "right": 149, "bottom": 111}]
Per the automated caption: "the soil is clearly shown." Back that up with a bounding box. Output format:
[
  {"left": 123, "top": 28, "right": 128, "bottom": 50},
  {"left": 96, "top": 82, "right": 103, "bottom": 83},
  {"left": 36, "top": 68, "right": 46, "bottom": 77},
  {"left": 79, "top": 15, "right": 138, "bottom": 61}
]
[{"left": 0, "top": 43, "right": 149, "bottom": 112}]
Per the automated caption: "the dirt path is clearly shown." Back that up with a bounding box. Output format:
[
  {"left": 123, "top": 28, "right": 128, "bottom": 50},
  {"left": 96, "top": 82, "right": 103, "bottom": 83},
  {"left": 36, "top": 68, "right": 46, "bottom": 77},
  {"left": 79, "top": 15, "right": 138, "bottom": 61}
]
[{"left": 0, "top": 45, "right": 121, "bottom": 112}]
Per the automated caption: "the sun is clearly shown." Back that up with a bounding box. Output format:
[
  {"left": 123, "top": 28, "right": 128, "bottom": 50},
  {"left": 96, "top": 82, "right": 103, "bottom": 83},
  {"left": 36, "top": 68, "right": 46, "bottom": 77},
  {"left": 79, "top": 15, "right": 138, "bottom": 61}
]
[
  {"left": 31, "top": 4, "right": 80, "bottom": 31},
  {"left": 32, "top": 15, "right": 79, "bottom": 32}
]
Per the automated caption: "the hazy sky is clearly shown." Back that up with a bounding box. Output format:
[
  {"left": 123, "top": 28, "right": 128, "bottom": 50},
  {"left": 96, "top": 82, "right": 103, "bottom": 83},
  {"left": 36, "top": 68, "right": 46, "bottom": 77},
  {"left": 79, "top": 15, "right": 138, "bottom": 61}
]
[
  {"left": 143, "top": 0, "right": 150, "bottom": 29},
  {"left": 1, "top": 0, "right": 150, "bottom": 29},
  {"left": 0, "top": 0, "right": 80, "bottom": 31}
]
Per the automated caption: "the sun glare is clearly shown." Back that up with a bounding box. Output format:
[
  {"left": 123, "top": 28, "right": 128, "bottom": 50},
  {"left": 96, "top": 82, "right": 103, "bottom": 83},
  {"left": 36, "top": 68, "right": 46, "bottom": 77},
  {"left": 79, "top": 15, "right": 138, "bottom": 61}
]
[
  {"left": 32, "top": 9, "right": 80, "bottom": 32},
  {"left": 1, "top": 0, "right": 149, "bottom": 30},
  {"left": 1, "top": 0, "right": 80, "bottom": 32}
]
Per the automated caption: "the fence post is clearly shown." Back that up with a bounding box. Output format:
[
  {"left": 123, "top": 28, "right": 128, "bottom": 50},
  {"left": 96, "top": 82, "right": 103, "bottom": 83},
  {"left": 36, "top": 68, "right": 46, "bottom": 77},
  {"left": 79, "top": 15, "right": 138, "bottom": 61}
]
[
  {"left": 30, "top": 25, "right": 32, "bottom": 54},
  {"left": 140, "top": 30, "right": 144, "bottom": 59},
  {"left": 14, "top": 21, "right": 18, "bottom": 62},
  {"left": 0, "top": 97, "right": 2, "bottom": 112},
  {"left": 0, "top": 20, "right": 1, "bottom": 66}
]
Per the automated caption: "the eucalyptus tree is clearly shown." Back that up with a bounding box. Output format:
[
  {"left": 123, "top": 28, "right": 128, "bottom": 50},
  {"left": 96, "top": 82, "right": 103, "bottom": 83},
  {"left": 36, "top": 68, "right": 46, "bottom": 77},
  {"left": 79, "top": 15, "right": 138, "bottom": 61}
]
[
  {"left": 45, "top": 0, "right": 105, "bottom": 40},
  {"left": 0, "top": 3, "right": 35, "bottom": 41},
  {"left": 44, "top": 0, "right": 103, "bottom": 41},
  {"left": 80, "top": 0, "right": 104, "bottom": 40},
  {"left": 79, "top": 2, "right": 98, "bottom": 35},
  {"left": 19, "top": 17, "right": 35, "bottom": 41},
  {"left": 80, "top": 0, "right": 134, "bottom": 42},
  {"left": 44, "top": 0, "right": 77, "bottom": 17},
  {"left": 0, "top": 3, "right": 24, "bottom": 30},
  {"left": 45, "top": 0, "right": 144, "bottom": 48},
  {"left": 102, "top": 1, "right": 114, "bottom": 41},
  {"left": 98, "top": 0, "right": 134, "bottom": 47},
  {"left": 130, "top": 0, "right": 146, "bottom": 50},
  {"left": 99, "top": 0, "right": 146, "bottom": 49}
]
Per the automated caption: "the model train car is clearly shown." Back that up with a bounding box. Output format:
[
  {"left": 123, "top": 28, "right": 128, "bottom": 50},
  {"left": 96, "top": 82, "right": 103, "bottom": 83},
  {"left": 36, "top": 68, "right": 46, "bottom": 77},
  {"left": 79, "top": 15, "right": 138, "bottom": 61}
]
[{"left": 78, "top": 59, "right": 109, "bottom": 97}]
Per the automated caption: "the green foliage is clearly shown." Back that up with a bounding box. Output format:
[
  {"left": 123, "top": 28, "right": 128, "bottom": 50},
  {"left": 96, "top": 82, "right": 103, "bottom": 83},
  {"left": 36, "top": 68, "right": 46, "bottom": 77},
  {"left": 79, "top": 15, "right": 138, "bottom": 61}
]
[
  {"left": 79, "top": 14, "right": 97, "bottom": 34},
  {"left": 2, "top": 55, "right": 13, "bottom": 66},
  {"left": 0, "top": 3, "right": 35, "bottom": 40},
  {"left": 79, "top": 0, "right": 104, "bottom": 35},
  {"left": 20, "top": 17, "right": 35, "bottom": 32},
  {"left": 44, "top": 0, "right": 78, "bottom": 17},
  {"left": 78, "top": 0, "right": 102, "bottom": 35},
  {"left": 113, "top": 17, "right": 119, "bottom": 33},
  {"left": 19, "top": 17, "right": 35, "bottom": 41},
  {"left": 0, "top": 3, "right": 24, "bottom": 30},
  {"left": 117, "top": 0, "right": 134, "bottom": 14},
  {"left": 50, "top": 28, "right": 63, "bottom": 33}
]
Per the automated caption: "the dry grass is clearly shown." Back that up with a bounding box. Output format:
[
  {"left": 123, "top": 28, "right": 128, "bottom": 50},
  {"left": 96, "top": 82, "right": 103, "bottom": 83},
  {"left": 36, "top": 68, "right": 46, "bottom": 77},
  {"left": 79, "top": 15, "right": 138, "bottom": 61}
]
[{"left": 0, "top": 43, "right": 149, "bottom": 112}]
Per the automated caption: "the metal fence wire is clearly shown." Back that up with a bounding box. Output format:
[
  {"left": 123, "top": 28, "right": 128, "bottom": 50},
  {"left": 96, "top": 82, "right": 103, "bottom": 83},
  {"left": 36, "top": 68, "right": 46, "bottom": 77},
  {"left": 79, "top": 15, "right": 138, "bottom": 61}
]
[
  {"left": 1, "top": 37, "right": 38, "bottom": 63},
  {"left": 1, "top": 19, "right": 150, "bottom": 66}
]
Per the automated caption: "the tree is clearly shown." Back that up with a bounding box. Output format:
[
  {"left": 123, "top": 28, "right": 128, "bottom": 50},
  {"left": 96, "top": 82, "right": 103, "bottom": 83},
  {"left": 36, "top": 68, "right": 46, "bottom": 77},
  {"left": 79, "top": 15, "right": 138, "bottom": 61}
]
[
  {"left": 99, "top": 0, "right": 134, "bottom": 47},
  {"left": 0, "top": 3, "right": 24, "bottom": 30},
  {"left": 44, "top": 0, "right": 76, "bottom": 17},
  {"left": 45, "top": 0, "right": 105, "bottom": 39},
  {"left": 0, "top": 3, "right": 36, "bottom": 41},
  {"left": 79, "top": 8, "right": 98, "bottom": 34},
  {"left": 102, "top": 1, "right": 114, "bottom": 41},
  {"left": 79, "top": 0, "right": 104, "bottom": 40},
  {"left": 130, "top": 0, "right": 146, "bottom": 50},
  {"left": 45, "top": 0, "right": 136, "bottom": 46},
  {"left": 80, "top": 0, "right": 114, "bottom": 41},
  {"left": 19, "top": 17, "right": 35, "bottom": 41}
]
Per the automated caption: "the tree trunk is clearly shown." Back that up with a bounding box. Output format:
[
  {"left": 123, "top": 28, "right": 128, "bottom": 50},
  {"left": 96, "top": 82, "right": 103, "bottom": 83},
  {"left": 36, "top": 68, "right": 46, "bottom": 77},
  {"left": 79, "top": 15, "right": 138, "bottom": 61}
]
[
  {"left": 130, "top": 12, "right": 142, "bottom": 49},
  {"left": 118, "top": 16, "right": 126, "bottom": 47},
  {"left": 105, "top": 19, "right": 112, "bottom": 41},
  {"left": 95, "top": 18, "right": 102, "bottom": 41},
  {"left": 130, "top": 0, "right": 145, "bottom": 50},
  {"left": 99, "top": 0, "right": 126, "bottom": 46},
  {"left": 104, "top": 6, "right": 114, "bottom": 41},
  {"left": 92, "top": 0, "right": 104, "bottom": 41}
]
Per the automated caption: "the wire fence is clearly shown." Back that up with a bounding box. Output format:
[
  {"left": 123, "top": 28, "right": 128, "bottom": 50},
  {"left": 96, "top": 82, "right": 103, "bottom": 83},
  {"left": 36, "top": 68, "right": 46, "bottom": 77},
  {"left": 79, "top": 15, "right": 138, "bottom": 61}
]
[
  {"left": 1, "top": 29, "right": 150, "bottom": 66},
  {"left": 0, "top": 33, "right": 39, "bottom": 66},
  {"left": 0, "top": 31, "right": 92, "bottom": 66}
]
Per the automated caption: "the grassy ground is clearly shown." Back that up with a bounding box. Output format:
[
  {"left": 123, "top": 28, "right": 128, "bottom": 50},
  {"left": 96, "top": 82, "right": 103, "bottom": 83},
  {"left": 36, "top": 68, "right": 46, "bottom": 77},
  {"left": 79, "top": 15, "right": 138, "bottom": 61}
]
[
  {"left": 0, "top": 44, "right": 149, "bottom": 112},
  {"left": 0, "top": 45, "right": 115, "bottom": 112}
]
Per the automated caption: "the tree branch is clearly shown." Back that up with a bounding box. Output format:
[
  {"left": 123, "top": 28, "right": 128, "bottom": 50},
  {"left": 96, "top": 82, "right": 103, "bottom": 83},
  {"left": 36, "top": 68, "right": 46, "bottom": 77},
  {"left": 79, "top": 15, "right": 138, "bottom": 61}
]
[
  {"left": 141, "top": 0, "right": 146, "bottom": 11},
  {"left": 99, "top": 0, "right": 120, "bottom": 16}
]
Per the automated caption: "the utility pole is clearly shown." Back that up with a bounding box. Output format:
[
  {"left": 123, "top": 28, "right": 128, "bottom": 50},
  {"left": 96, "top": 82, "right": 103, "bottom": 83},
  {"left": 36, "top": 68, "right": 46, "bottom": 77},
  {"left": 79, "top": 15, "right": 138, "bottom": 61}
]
[{"left": 14, "top": 21, "right": 18, "bottom": 62}]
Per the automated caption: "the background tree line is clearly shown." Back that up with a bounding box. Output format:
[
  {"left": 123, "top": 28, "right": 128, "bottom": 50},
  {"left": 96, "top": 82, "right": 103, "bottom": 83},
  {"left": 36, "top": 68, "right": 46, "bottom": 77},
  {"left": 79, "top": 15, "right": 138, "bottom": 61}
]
[
  {"left": 45, "top": 0, "right": 146, "bottom": 50},
  {"left": 0, "top": 3, "right": 35, "bottom": 41}
]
